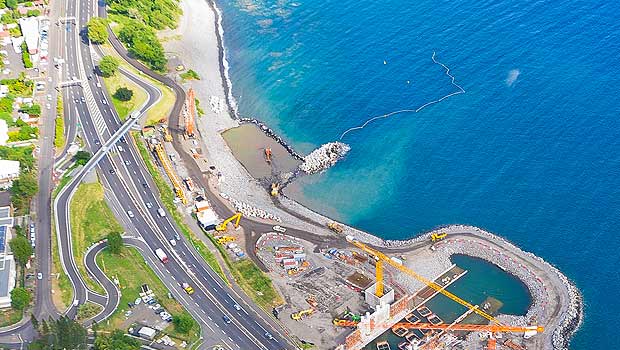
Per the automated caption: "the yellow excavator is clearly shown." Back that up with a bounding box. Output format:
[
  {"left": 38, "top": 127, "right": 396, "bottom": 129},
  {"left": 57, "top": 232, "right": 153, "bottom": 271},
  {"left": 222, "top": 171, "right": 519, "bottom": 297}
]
[
  {"left": 327, "top": 222, "right": 344, "bottom": 234},
  {"left": 431, "top": 232, "right": 447, "bottom": 242},
  {"left": 216, "top": 236, "right": 236, "bottom": 244},
  {"left": 271, "top": 183, "right": 279, "bottom": 196},
  {"left": 291, "top": 308, "right": 314, "bottom": 321},
  {"left": 215, "top": 213, "right": 242, "bottom": 232}
]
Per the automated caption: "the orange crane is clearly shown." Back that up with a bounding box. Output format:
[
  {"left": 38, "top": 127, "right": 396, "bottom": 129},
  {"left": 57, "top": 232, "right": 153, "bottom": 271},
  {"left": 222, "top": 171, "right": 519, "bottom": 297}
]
[
  {"left": 185, "top": 88, "right": 196, "bottom": 138},
  {"left": 391, "top": 322, "right": 544, "bottom": 334},
  {"left": 345, "top": 236, "right": 544, "bottom": 334}
]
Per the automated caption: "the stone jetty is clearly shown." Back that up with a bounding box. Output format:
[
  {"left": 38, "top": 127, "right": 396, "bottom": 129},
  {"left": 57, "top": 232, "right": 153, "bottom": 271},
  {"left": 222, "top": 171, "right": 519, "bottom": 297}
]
[{"left": 300, "top": 142, "right": 351, "bottom": 175}]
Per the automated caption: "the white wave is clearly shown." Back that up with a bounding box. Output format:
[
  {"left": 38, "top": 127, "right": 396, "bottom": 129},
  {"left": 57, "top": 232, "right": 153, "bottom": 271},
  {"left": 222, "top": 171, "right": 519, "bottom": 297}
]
[{"left": 506, "top": 69, "right": 520, "bottom": 87}]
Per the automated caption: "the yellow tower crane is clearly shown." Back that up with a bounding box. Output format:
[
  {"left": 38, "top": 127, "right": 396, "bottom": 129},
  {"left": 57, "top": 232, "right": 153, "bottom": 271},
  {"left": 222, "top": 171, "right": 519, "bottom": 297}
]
[{"left": 345, "top": 235, "right": 543, "bottom": 334}]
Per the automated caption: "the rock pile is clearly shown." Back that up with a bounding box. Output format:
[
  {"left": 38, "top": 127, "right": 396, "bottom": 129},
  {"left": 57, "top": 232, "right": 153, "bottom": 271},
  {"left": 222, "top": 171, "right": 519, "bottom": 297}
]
[
  {"left": 300, "top": 142, "right": 351, "bottom": 175},
  {"left": 220, "top": 192, "right": 282, "bottom": 222},
  {"left": 209, "top": 95, "right": 225, "bottom": 114}
]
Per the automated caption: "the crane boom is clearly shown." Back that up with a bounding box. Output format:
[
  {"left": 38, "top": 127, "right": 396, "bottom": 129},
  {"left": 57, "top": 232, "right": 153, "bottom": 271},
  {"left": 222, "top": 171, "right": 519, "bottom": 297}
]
[
  {"left": 216, "top": 213, "right": 242, "bottom": 231},
  {"left": 392, "top": 322, "right": 544, "bottom": 334},
  {"left": 347, "top": 236, "right": 499, "bottom": 324}
]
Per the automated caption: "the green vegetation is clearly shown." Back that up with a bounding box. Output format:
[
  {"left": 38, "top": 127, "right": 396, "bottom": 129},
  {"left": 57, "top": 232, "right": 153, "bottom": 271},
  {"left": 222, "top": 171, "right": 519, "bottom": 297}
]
[
  {"left": 119, "top": 20, "right": 167, "bottom": 71},
  {"left": 133, "top": 133, "right": 226, "bottom": 280},
  {"left": 96, "top": 247, "right": 200, "bottom": 343},
  {"left": 70, "top": 182, "right": 123, "bottom": 294},
  {"left": 19, "top": 103, "right": 41, "bottom": 116},
  {"left": 195, "top": 98, "right": 204, "bottom": 116},
  {"left": 94, "top": 330, "right": 141, "bottom": 350},
  {"left": 106, "top": 232, "right": 122, "bottom": 254},
  {"left": 8, "top": 123, "right": 38, "bottom": 142},
  {"left": 0, "top": 145, "right": 35, "bottom": 170},
  {"left": 0, "top": 308, "right": 23, "bottom": 327},
  {"left": 99, "top": 55, "right": 119, "bottom": 77},
  {"left": 180, "top": 69, "right": 200, "bottom": 80},
  {"left": 0, "top": 96, "right": 13, "bottom": 113},
  {"left": 87, "top": 17, "right": 109, "bottom": 44},
  {"left": 100, "top": 60, "right": 147, "bottom": 120},
  {"left": 172, "top": 313, "right": 194, "bottom": 334},
  {"left": 21, "top": 42, "right": 32, "bottom": 69},
  {"left": 5, "top": 0, "right": 16, "bottom": 9},
  {"left": 230, "top": 260, "right": 282, "bottom": 310},
  {"left": 10, "top": 287, "right": 30, "bottom": 310},
  {"left": 76, "top": 302, "right": 103, "bottom": 321},
  {"left": 54, "top": 117, "right": 64, "bottom": 148},
  {"left": 9, "top": 234, "right": 32, "bottom": 268},
  {"left": 74, "top": 150, "right": 92, "bottom": 165},
  {"left": 1, "top": 73, "right": 34, "bottom": 96},
  {"left": 10, "top": 171, "right": 37, "bottom": 214},
  {"left": 26, "top": 9, "right": 39, "bottom": 17},
  {"left": 29, "top": 316, "right": 88, "bottom": 350},
  {"left": 113, "top": 87, "right": 133, "bottom": 101},
  {"left": 107, "top": 0, "right": 180, "bottom": 30}
]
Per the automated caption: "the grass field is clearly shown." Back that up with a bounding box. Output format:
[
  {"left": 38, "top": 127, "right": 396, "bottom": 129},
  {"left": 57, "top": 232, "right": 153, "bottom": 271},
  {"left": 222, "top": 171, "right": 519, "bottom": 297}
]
[
  {"left": 100, "top": 43, "right": 175, "bottom": 126},
  {"left": 97, "top": 247, "right": 199, "bottom": 343},
  {"left": 102, "top": 71, "right": 148, "bottom": 121},
  {"left": 70, "top": 181, "right": 123, "bottom": 294}
]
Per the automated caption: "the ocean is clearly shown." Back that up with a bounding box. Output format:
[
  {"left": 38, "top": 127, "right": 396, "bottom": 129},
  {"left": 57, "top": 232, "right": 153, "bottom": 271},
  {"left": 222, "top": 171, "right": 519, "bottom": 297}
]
[{"left": 217, "top": 0, "right": 620, "bottom": 347}]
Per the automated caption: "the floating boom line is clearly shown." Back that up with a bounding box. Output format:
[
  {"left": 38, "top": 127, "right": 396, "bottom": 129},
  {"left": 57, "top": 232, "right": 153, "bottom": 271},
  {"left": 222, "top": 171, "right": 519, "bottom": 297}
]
[{"left": 339, "top": 51, "right": 465, "bottom": 140}]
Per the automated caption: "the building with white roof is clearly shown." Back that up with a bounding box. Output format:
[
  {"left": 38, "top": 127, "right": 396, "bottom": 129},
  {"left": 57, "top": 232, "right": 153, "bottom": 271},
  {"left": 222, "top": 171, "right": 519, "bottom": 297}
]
[
  {"left": 0, "top": 203, "right": 15, "bottom": 309},
  {"left": 0, "top": 119, "right": 8, "bottom": 146},
  {"left": 18, "top": 17, "right": 39, "bottom": 54},
  {"left": 0, "top": 160, "right": 20, "bottom": 188}
]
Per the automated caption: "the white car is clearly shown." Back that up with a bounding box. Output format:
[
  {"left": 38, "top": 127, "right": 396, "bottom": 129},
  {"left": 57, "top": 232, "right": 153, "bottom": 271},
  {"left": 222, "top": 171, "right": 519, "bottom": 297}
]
[
  {"left": 134, "top": 298, "right": 142, "bottom": 305},
  {"left": 272, "top": 225, "right": 286, "bottom": 233},
  {"left": 169, "top": 239, "right": 177, "bottom": 247},
  {"left": 37, "top": 272, "right": 43, "bottom": 280},
  {"left": 127, "top": 210, "right": 135, "bottom": 218},
  {"left": 96, "top": 82, "right": 101, "bottom": 88},
  {"left": 233, "top": 304, "right": 241, "bottom": 311}
]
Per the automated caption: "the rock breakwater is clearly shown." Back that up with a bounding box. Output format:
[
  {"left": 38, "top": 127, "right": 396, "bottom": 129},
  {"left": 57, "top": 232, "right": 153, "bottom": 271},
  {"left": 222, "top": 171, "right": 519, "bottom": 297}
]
[
  {"left": 220, "top": 192, "right": 282, "bottom": 222},
  {"left": 300, "top": 142, "right": 351, "bottom": 175}
]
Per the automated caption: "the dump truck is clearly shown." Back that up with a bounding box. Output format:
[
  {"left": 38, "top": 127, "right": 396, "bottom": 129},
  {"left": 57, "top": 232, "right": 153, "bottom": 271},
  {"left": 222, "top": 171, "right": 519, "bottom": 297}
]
[
  {"left": 155, "top": 248, "right": 169, "bottom": 264},
  {"left": 431, "top": 232, "right": 447, "bottom": 242}
]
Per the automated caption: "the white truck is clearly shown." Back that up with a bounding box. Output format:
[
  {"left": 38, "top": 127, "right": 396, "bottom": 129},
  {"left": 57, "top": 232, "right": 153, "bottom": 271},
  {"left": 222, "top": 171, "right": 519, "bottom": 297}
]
[{"left": 155, "top": 248, "right": 169, "bottom": 264}]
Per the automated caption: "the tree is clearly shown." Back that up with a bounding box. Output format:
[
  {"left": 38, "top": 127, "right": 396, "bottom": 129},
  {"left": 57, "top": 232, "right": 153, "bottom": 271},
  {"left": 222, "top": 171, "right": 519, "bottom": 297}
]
[
  {"left": 113, "top": 87, "right": 133, "bottom": 101},
  {"left": 107, "top": 232, "right": 122, "bottom": 254},
  {"left": 94, "top": 330, "right": 140, "bottom": 350},
  {"left": 119, "top": 21, "right": 167, "bottom": 71},
  {"left": 172, "top": 313, "right": 194, "bottom": 334},
  {"left": 30, "top": 316, "right": 87, "bottom": 350},
  {"left": 74, "top": 150, "right": 92, "bottom": 166},
  {"left": 10, "top": 287, "right": 30, "bottom": 310},
  {"left": 9, "top": 235, "right": 33, "bottom": 267},
  {"left": 11, "top": 172, "right": 38, "bottom": 213},
  {"left": 87, "top": 18, "right": 108, "bottom": 44},
  {"left": 6, "top": 0, "right": 17, "bottom": 9},
  {"left": 98, "top": 56, "right": 119, "bottom": 77},
  {"left": 30, "top": 313, "right": 39, "bottom": 330}
]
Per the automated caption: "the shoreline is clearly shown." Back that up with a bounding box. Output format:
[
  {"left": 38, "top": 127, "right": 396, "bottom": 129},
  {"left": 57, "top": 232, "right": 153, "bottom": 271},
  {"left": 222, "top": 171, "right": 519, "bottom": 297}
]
[{"left": 165, "top": 0, "right": 583, "bottom": 348}]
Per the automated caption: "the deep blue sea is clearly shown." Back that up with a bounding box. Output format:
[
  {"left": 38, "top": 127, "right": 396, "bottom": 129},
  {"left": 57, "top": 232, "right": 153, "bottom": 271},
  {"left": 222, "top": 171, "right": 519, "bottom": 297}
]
[{"left": 218, "top": 0, "right": 620, "bottom": 347}]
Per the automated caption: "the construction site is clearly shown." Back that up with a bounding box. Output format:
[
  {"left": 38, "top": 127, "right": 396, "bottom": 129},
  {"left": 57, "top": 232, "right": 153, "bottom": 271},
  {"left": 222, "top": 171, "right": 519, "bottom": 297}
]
[{"left": 134, "top": 72, "right": 581, "bottom": 350}]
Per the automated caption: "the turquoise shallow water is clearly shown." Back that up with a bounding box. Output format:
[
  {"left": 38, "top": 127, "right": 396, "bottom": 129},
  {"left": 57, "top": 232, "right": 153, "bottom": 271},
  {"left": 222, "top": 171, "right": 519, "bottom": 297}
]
[{"left": 218, "top": 0, "right": 620, "bottom": 347}]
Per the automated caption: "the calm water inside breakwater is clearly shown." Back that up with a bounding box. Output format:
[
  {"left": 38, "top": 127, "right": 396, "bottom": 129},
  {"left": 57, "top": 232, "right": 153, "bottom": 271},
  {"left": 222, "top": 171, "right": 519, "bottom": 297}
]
[
  {"left": 361, "top": 255, "right": 530, "bottom": 349},
  {"left": 218, "top": 0, "right": 620, "bottom": 346}
]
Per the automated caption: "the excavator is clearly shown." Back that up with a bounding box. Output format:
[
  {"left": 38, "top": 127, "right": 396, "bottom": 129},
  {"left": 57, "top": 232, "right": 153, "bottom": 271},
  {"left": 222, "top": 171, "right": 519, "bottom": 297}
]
[
  {"left": 264, "top": 147, "right": 272, "bottom": 163},
  {"left": 291, "top": 308, "right": 314, "bottom": 321},
  {"left": 271, "top": 183, "right": 279, "bottom": 196},
  {"left": 215, "top": 213, "right": 242, "bottom": 232},
  {"left": 216, "top": 236, "right": 236, "bottom": 244},
  {"left": 327, "top": 222, "right": 344, "bottom": 234},
  {"left": 431, "top": 232, "right": 447, "bottom": 242}
]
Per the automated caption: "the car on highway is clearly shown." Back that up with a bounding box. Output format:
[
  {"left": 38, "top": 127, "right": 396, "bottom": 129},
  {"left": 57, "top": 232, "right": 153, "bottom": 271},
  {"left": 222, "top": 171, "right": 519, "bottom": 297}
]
[
  {"left": 124, "top": 160, "right": 130, "bottom": 165},
  {"left": 96, "top": 82, "right": 101, "bottom": 88},
  {"left": 145, "top": 202, "right": 153, "bottom": 209},
  {"left": 80, "top": 96, "right": 85, "bottom": 103},
  {"left": 222, "top": 315, "right": 231, "bottom": 324},
  {"left": 157, "top": 208, "right": 166, "bottom": 217},
  {"left": 272, "top": 225, "right": 286, "bottom": 233},
  {"left": 142, "top": 183, "right": 148, "bottom": 189},
  {"left": 46, "top": 94, "right": 52, "bottom": 101},
  {"left": 182, "top": 282, "right": 194, "bottom": 295},
  {"left": 127, "top": 210, "right": 135, "bottom": 218},
  {"left": 94, "top": 139, "right": 101, "bottom": 145},
  {"left": 169, "top": 239, "right": 176, "bottom": 246},
  {"left": 233, "top": 303, "right": 241, "bottom": 311},
  {"left": 37, "top": 272, "right": 42, "bottom": 280},
  {"left": 264, "top": 332, "right": 274, "bottom": 340},
  {"left": 74, "top": 98, "right": 79, "bottom": 103},
  {"left": 46, "top": 103, "right": 50, "bottom": 110},
  {"left": 102, "top": 99, "right": 107, "bottom": 105},
  {"left": 174, "top": 233, "right": 181, "bottom": 241},
  {"left": 109, "top": 169, "right": 116, "bottom": 174}
]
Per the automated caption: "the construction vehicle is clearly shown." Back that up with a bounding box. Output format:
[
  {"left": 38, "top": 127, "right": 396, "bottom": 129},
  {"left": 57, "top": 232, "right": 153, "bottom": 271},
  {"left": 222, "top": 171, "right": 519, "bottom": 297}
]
[
  {"left": 345, "top": 235, "right": 544, "bottom": 335},
  {"left": 184, "top": 88, "right": 196, "bottom": 138},
  {"left": 216, "top": 236, "right": 236, "bottom": 244},
  {"left": 162, "top": 127, "right": 172, "bottom": 142},
  {"left": 264, "top": 147, "right": 272, "bottom": 163},
  {"left": 333, "top": 318, "right": 359, "bottom": 327},
  {"left": 154, "top": 143, "right": 187, "bottom": 204},
  {"left": 184, "top": 177, "right": 196, "bottom": 192},
  {"left": 431, "top": 232, "right": 448, "bottom": 242},
  {"left": 306, "top": 297, "right": 318, "bottom": 309},
  {"left": 271, "top": 182, "right": 279, "bottom": 196},
  {"left": 215, "top": 213, "right": 242, "bottom": 232},
  {"left": 291, "top": 308, "right": 314, "bottom": 320},
  {"left": 327, "top": 222, "right": 344, "bottom": 233}
]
